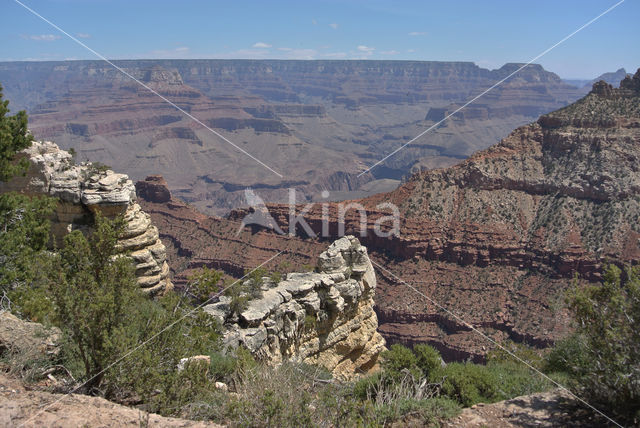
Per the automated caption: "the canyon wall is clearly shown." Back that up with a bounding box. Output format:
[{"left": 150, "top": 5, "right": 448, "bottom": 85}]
[
  {"left": 138, "top": 71, "right": 640, "bottom": 361},
  {"left": 0, "top": 141, "right": 172, "bottom": 294},
  {"left": 0, "top": 60, "right": 585, "bottom": 213}
]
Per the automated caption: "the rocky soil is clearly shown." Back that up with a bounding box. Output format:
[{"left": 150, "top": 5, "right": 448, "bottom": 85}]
[
  {"left": 444, "top": 389, "right": 614, "bottom": 428},
  {"left": 0, "top": 372, "right": 221, "bottom": 428}
]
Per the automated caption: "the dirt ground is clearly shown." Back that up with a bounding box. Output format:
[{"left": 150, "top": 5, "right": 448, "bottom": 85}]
[
  {"left": 444, "top": 389, "right": 619, "bottom": 428},
  {"left": 0, "top": 372, "right": 222, "bottom": 428}
]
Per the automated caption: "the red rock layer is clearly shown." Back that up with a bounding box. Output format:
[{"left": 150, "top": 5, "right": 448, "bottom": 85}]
[{"left": 140, "top": 71, "right": 640, "bottom": 362}]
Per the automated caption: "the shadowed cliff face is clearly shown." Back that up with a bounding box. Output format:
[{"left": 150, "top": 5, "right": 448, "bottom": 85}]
[
  {"left": 0, "top": 60, "right": 584, "bottom": 214},
  {"left": 138, "top": 70, "right": 640, "bottom": 362}
]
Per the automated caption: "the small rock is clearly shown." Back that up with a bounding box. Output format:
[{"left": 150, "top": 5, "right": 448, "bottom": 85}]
[{"left": 177, "top": 355, "right": 211, "bottom": 371}]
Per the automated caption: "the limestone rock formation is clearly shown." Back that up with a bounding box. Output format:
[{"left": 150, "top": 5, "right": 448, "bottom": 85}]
[
  {"left": 135, "top": 175, "right": 172, "bottom": 203},
  {"left": 204, "top": 236, "right": 385, "bottom": 379},
  {"left": 0, "top": 141, "right": 171, "bottom": 294}
]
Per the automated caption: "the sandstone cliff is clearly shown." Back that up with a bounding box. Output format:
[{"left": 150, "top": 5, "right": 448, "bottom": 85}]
[
  {"left": 205, "top": 236, "right": 385, "bottom": 380},
  {"left": 0, "top": 141, "right": 172, "bottom": 294}
]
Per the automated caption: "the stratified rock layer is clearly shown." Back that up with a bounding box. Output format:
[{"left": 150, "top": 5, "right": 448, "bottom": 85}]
[
  {"left": 0, "top": 60, "right": 585, "bottom": 213},
  {"left": 224, "top": 71, "right": 640, "bottom": 360},
  {"left": 0, "top": 141, "right": 171, "bottom": 294},
  {"left": 205, "top": 236, "right": 385, "bottom": 379}
]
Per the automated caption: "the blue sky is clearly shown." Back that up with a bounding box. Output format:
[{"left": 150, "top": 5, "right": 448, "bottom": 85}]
[{"left": 1, "top": 0, "right": 638, "bottom": 78}]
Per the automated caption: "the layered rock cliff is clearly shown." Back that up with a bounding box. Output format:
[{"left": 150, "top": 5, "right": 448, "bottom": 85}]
[
  {"left": 0, "top": 60, "right": 584, "bottom": 213},
  {"left": 0, "top": 141, "right": 172, "bottom": 294},
  {"left": 222, "top": 70, "right": 640, "bottom": 360},
  {"left": 205, "top": 236, "right": 385, "bottom": 379},
  {"left": 133, "top": 69, "right": 640, "bottom": 361}
]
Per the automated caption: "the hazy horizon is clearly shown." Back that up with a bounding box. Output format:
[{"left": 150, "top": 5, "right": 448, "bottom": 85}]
[{"left": 2, "top": 0, "right": 638, "bottom": 79}]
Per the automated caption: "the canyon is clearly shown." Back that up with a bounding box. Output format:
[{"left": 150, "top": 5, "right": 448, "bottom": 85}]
[
  {"left": 0, "top": 60, "right": 585, "bottom": 214},
  {"left": 0, "top": 143, "right": 387, "bottom": 378},
  {"left": 138, "top": 70, "right": 640, "bottom": 362}
]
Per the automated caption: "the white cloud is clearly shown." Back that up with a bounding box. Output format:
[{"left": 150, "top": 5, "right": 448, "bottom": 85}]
[
  {"left": 22, "top": 34, "right": 61, "bottom": 41},
  {"left": 353, "top": 45, "right": 375, "bottom": 59},
  {"left": 76, "top": 33, "right": 91, "bottom": 39},
  {"left": 357, "top": 45, "right": 375, "bottom": 53},
  {"left": 214, "top": 47, "right": 317, "bottom": 60},
  {"left": 407, "top": 49, "right": 416, "bottom": 53},
  {"left": 408, "top": 31, "right": 427, "bottom": 36},
  {"left": 329, "top": 23, "right": 338, "bottom": 29},
  {"left": 252, "top": 42, "right": 272, "bottom": 48},
  {"left": 281, "top": 48, "right": 317, "bottom": 59},
  {"left": 312, "top": 19, "right": 318, "bottom": 25},
  {"left": 381, "top": 50, "right": 399, "bottom": 55}
]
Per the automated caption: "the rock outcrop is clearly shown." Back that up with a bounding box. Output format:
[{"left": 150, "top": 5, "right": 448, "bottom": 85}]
[
  {"left": 0, "top": 141, "right": 172, "bottom": 294},
  {"left": 135, "top": 175, "right": 172, "bottom": 203},
  {"left": 204, "top": 236, "right": 385, "bottom": 379}
]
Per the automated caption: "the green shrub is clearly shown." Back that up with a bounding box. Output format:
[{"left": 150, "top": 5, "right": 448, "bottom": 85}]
[
  {"left": 81, "top": 161, "right": 111, "bottom": 180},
  {"left": 30, "top": 214, "right": 223, "bottom": 412},
  {"left": 487, "top": 361, "right": 553, "bottom": 400},
  {"left": 0, "top": 84, "right": 33, "bottom": 181},
  {"left": 0, "top": 192, "right": 56, "bottom": 307},
  {"left": 373, "top": 396, "right": 460, "bottom": 427},
  {"left": 380, "top": 343, "right": 421, "bottom": 380},
  {"left": 486, "top": 340, "right": 545, "bottom": 370},
  {"left": 353, "top": 371, "right": 384, "bottom": 400},
  {"left": 431, "top": 362, "right": 498, "bottom": 407},
  {"left": 209, "top": 352, "right": 238, "bottom": 381},
  {"left": 544, "top": 333, "right": 590, "bottom": 378},
  {"left": 226, "top": 282, "right": 250, "bottom": 315},
  {"left": 185, "top": 267, "right": 223, "bottom": 304},
  {"left": 46, "top": 214, "right": 139, "bottom": 388},
  {"left": 558, "top": 265, "right": 640, "bottom": 424},
  {"left": 414, "top": 344, "right": 442, "bottom": 377}
]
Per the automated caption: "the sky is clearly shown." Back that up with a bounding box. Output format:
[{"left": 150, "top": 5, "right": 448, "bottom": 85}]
[{"left": 1, "top": 0, "right": 638, "bottom": 79}]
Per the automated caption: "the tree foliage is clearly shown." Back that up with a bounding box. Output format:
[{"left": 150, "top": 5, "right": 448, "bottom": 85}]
[
  {"left": 0, "top": 192, "right": 56, "bottom": 299},
  {"left": 550, "top": 265, "right": 640, "bottom": 424},
  {"left": 185, "top": 267, "right": 224, "bottom": 304},
  {"left": 45, "top": 214, "right": 222, "bottom": 396},
  {"left": 47, "top": 214, "right": 139, "bottom": 388},
  {"left": 0, "top": 83, "right": 33, "bottom": 181}
]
